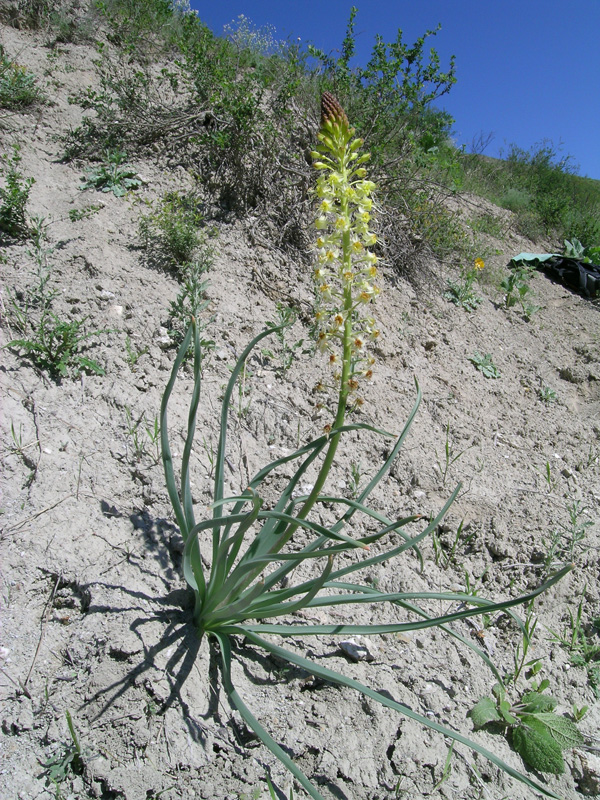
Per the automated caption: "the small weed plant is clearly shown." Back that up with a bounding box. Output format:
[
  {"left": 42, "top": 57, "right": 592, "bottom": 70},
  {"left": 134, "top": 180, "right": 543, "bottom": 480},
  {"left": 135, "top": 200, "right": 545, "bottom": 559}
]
[
  {"left": 4, "top": 216, "right": 107, "bottom": 378},
  {"left": 543, "top": 500, "right": 594, "bottom": 574},
  {"left": 435, "top": 422, "right": 474, "bottom": 486},
  {"left": 470, "top": 677, "right": 583, "bottom": 775},
  {"left": 5, "top": 311, "right": 106, "bottom": 378},
  {"left": 42, "top": 711, "right": 85, "bottom": 797},
  {"left": 0, "top": 143, "right": 34, "bottom": 241},
  {"left": 469, "top": 351, "right": 500, "bottom": 378},
  {"left": 160, "top": 95, "right": 571, "bottom": 799},
  {"left": 265, "top": 303, "right": 305, "bottom": 375},
  {"left": 124, "top": 407, "right": 160, "bottom": 464},
  {"left": 472, "top": 603, "right": 584, "bottom": 775},
  {"left": 68, "top": 203, "right": 103, "bottom": 222},
  {"left": 80, "top": 150, "right": 142, "bottom": 197},
  {"left": 444, "top": 257, "right": 484, "bottom": 311},
  {"left": 538, "top": 383, "right": 557, "bottom": 404},
  {"left": 432, "top": 519, "right": 475, "bottom": 570},
  {"left": 168, "top": 256, "right": 213, "bottom": 351},
  {"left": 0, "top": 46, "right": 45, "bottom": 110},
  {"left": 501, "top": 263, "right": 540, "bottom": 319}
]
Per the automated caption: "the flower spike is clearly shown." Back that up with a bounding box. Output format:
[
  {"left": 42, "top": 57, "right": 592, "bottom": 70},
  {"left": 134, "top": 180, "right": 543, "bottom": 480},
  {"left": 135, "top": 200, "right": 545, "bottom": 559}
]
[{"left": 320, "top": 91, "right": 349, "bottom": 129}]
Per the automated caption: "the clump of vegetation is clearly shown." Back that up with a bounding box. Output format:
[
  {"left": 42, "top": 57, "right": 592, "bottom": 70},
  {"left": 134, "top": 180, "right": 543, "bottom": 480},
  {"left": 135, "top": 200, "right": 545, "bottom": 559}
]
[
  {"left": 460, "top": 141, "right": 600, "bottom": 249},
  {"left": 0, "top": 143, "right": 34, "bottom": 241},
  {"left": 3, "top": 214, "right": 106, "bottom": 378},
  {"left": 79, "top": 149, "right": 143, "bottom": 197},
  {"left": 5, "top": 311, "right": 106, "bottom": 378},
  {"left": 139, "top": 191, "right": 205, "bottom": 270},
  {"left": 0, "top": 46, "right": 45, "bottom": 109},
  {"left": 469, "top": 351, "right": 500, "bottom": 378},
  {"left": 444, "top": 256, "right": 484, "bottom": 311},
  {"left": 501, "top": 263, "right": 540, "bottom": 319},
  {"left": 471, "top": 678, "right": 583, "bottom": 775},
  {"left": 139, "top": 190, "right": 214, "bottom": 348}
]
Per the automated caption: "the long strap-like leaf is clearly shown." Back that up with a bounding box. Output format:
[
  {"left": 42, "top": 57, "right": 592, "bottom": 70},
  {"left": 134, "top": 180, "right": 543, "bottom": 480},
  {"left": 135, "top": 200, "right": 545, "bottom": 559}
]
[
  {"left": 214, "top": 632, "right": 327, "bottom": 800},
  {"left": 160, "top": 322, "right": 195, "bottom": 540},
  {"left": 242, "top": 564, "right": 572, "bottom": 636},
  {"left": 239, "top": 630, "right": 562, "bottom": 800}
]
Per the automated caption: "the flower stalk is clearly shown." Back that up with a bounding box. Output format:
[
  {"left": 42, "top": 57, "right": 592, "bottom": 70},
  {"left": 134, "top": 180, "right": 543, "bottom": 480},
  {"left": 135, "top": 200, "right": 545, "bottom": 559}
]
[{"left": 270, "top": 94, "right": 380, "bottom": 549}]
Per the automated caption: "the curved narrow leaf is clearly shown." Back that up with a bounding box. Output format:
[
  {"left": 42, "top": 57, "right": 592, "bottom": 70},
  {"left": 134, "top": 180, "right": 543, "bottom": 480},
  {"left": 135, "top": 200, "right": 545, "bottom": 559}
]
[
  {"left": 160, "top": 321, "right": 195, "bottom": 540},
  {"left": 214, "top": 632, "right": 326, "bottom": 800},
  {"left": 239, "top": 630, "right": 562, "bottom": 799},
  {"left": 242, "top": 564, "right": 572, "bottom": 636}
]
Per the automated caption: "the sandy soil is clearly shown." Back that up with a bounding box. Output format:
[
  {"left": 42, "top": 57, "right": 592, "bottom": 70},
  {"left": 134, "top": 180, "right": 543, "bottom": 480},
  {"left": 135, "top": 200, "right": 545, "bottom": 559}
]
[{"left": 1, "top": 19, "right": 599, "bottom": 800}]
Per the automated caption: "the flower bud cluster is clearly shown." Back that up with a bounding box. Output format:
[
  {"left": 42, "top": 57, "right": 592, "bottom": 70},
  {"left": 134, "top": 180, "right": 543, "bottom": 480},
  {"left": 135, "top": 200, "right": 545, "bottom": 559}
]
[{"left": 311, "top": 94, "right": 380, "bottom": 399}]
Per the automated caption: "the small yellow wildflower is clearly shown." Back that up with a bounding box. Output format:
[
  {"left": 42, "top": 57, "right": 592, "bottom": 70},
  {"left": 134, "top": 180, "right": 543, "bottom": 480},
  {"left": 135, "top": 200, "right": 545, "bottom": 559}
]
[{"left": 474, "top": 257, "right": 485, "bottom": 270}]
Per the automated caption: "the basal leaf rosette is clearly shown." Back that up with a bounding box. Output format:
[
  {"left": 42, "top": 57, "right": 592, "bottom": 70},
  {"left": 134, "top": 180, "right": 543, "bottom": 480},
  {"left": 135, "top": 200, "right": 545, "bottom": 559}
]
[{"left": 312, "top": 92, "right": 380, "bottom": 412}]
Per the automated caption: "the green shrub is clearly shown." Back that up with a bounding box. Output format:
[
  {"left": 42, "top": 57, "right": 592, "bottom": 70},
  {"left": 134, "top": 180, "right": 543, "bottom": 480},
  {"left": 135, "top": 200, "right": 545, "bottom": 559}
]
[
  {"left": 500, "top": 188, "right": 533, "bottom": 213},
  {"left": 139, "top": 191, "right": 206, "bottom": 270},
  {"left": 0, "top": 144, "right": 34, "bottom": 242},
  {"left": 0, "top": 47, "right": 45, "bottom": 109}
]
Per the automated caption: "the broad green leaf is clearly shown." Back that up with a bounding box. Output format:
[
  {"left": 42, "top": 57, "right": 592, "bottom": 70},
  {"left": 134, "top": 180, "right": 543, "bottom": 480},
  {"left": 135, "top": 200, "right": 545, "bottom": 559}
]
[
  {"left": 469, "top": 697, "right": 501, "bottom": 729},
  {"left": 512, "top": 723, "right": 565, "bottom": 774},
  {"left": 492, "top": 682, "right": 505, "bottom": 702},
  {"left": 499, "top": 700, "right": 519, "bottom": 725},
  {"left": 522, "top": 713, "right": 584, "bottom": 750},
  {"left": 520, "top": 691, "right": 558, "bottom": 714}
]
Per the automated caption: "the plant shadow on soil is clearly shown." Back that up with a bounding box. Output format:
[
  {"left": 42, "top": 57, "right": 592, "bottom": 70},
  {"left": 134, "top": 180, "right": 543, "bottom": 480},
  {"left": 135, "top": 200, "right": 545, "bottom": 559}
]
[{"left": 86, "top": 502, "right": 359, "bottom": 799}]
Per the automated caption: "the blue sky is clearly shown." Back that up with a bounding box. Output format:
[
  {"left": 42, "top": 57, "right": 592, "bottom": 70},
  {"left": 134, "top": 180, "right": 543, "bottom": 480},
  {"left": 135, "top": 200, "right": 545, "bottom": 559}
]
[{"left": 189, "top": 0, "right": 600, "bottom": 180}]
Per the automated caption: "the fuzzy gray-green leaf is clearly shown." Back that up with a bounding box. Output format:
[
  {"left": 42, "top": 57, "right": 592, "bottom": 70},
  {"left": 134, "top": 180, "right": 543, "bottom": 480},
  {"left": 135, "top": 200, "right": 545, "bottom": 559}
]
[
  {"left": 469, "top": 696, "right": 501, "bottom": 729},
  {"left": 522, "top": 712, "right": 585, "bottom": 750},
  {"left": 520, "top": 691, "right": 558, "bottom": 714},
  {"left": 512, "top": 723, "right": 565, "bottom": 774}
]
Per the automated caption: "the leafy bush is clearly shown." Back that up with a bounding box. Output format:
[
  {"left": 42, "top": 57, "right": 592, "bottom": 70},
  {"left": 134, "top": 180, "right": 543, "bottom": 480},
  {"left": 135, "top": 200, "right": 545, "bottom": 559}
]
[
  {"left": 79, "top": 149, "right": 142, "bottom": 196},
  {"left": 460, "top": 142, "right": 600, "bottom": 247},
  {"left": 0, "top": 46, "right": 45, "bottom": 109},
  {"left": 139, "top": 191, "right": 206, "bottom": 269},
  {"left": 0, "top": 143, "right": 34, "bottom": 242}
]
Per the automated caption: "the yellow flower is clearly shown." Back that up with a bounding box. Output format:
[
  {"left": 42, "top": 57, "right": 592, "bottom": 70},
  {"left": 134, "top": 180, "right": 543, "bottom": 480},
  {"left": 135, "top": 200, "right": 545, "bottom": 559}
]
[{"left": 474, "top": 257, "right": 485, "bottom": 270}]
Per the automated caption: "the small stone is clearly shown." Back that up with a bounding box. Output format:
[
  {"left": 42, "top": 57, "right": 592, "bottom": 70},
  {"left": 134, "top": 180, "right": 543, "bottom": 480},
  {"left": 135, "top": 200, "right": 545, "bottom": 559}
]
[
  {"left": 154, "top": 327, "right": 172, "bottom": 350},
  {"left": 340, "top": 638, "right": 375, "bottom": 662}
]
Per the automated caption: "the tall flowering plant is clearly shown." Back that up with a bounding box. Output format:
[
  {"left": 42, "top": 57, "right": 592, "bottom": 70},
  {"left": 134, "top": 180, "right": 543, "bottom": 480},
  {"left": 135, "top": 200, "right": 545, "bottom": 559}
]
[{"left": 159, "top": 95, "right": 569, "bottom": 800}]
